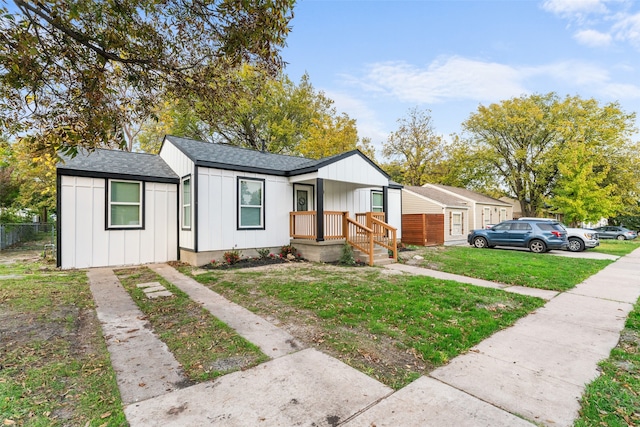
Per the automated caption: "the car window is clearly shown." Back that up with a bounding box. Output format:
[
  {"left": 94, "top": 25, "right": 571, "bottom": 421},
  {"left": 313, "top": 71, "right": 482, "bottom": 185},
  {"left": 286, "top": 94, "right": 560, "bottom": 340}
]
[
  {"left": 512, "top": 222, "right": 531, "bottom": 231},
  {"left": 537, "top": 222, "right": 561, "bottom": 231},
  {"left": 493, "top": 223, "right": 511, "bottom": 231}
]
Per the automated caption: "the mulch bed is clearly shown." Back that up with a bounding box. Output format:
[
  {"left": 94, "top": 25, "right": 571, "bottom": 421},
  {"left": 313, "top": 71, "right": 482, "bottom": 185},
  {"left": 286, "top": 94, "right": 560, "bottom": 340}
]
[{"left": 202, "top": 256, "right": 305, "bottom": 270}]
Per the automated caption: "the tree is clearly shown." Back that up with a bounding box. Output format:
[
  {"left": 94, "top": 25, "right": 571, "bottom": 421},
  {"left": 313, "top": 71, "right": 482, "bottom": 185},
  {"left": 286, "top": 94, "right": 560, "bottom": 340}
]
[
  {"left": 10, "top": 138, "right": 57, "bottom": 222},
  {"left": 382, "top": 108, "right": 446, "bottom": 186},
  {"left": 137, "top": 99, "right": 213, "bottom": 154},
  {"left": 0, "top": 137, "right": 20, "bottom": 210},
  {"left": 463, "top": 93, "right": 638, "bottom": 219},
  {"left": 172, "top": 67, "right": 367, "bottom": 158},
  {"left": 0, "top": 0, "right": 294, "bottom": 156}
]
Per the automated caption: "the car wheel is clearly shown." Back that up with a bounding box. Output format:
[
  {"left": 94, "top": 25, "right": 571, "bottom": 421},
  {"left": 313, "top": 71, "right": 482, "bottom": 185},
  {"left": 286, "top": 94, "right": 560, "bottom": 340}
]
[
  {"left": 473, "top": 236, "right": 488, "bottom": 248},
  {"left": 616, "top": 235, "right": 626, "bottom": 241},
  {"left": 568, "top": 237, "right": 585, "bottom": 252},
  {"left": 529, "top": 239, "right": 547, "bottom": 253}
]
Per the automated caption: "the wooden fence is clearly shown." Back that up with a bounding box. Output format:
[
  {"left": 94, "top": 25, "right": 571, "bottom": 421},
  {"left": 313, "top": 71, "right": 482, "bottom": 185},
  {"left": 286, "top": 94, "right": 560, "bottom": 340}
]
[{"left": 401, "top": 214, "right": 444, "bottom": 246}]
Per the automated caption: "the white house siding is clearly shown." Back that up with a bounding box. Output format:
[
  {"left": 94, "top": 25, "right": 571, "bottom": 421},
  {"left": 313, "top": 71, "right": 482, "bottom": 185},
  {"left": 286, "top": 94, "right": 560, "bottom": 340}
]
[
  {"left": 159, "top": 140, "right": 196, "bottom": 250},
  {"left": 386, "top": 188, "right": 402, "bottom": 238},
  {"left": 197, "top": 167, "right": 292, "bottom": 252},
  {"left": 60, "top": 176, "right": 177, "bottom": 269},
  {"left": 318, "top": 155, "right": 389, "bottom": 187},
  {"left": 323, "top": 181, "right": 371, "bottom": 215}
]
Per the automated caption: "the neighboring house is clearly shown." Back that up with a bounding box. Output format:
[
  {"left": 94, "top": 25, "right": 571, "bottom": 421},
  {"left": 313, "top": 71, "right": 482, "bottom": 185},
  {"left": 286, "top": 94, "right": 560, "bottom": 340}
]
[
  {"left": 57, "top": 135, "right": 402, "bottom": 269},
  {"left": 499, "top": 196, "right": 522, "bottom": 219},
  {"left": 402, "top": 186, "right": 471, "bottom": 245},
  {"left": 402, "top": 184, "right": 512, "bottom": 245}
]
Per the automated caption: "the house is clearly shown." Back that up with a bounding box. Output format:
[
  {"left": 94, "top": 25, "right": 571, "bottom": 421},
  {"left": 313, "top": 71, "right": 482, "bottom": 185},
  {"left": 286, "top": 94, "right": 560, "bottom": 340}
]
[
  {"left": 499, "top": 196, "right": 523, "bottom": 219},
  {"left": 402, "top": 184, "right": 512, "bottom": 245},
  {"left": 57, "top": 135, "right": 402, "bottom": 269}
]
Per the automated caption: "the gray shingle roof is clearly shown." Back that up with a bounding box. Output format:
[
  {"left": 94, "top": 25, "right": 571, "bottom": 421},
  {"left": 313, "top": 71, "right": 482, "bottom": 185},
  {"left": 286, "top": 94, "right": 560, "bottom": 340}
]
[
  {"left": 426, "top": 184, "right": 511, "bottom": 206},
  {"left": 164, "top": 135, "right": 391, "bottom": 179},
  {"left": 165, "top": 135, "right": 320, "bottom": 173},
  {"left": 57, "top": 149, "right": 179, "bottom": 181},
  {"left": 405, "top": 186, "right": 470, "bottom": 207}
]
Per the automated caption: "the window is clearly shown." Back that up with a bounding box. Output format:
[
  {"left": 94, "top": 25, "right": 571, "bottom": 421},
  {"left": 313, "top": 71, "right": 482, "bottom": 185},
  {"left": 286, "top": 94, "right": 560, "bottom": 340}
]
[
  {"left": 182, "top": 176, "right": 191, "bottom": 229},
  {"left": 371, "top": 191, "right": 384, "bottom": 212},
  {"left": 483, "top": 207, "right": 492, "bottom": 227},
  {"left": 108, "top": 180, "right": 142, "bottom": 228},
  {"left": 238, "top": 178, "right": 264, "bottom": 229},
  {"left": 499, "top": 208, "right": 507, "bottom": 222},
  {"left": 452, "top": 212, "right": 462, "bottom": 235}
]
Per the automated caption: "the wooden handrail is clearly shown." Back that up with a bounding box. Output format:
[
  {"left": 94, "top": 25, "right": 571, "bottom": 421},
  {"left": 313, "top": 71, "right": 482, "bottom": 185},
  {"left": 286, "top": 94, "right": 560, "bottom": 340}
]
[
  {"left": 290, "top": 210, "right": 397, "bottom": 266},
  {"left": 371, "top": 217, "right": 397, "bottom": 262}
]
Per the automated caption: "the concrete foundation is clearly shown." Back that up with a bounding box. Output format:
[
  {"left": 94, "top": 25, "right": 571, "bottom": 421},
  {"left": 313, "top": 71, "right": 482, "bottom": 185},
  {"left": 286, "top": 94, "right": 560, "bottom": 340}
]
[{"left": 289, "top": 239, "right": 346, "bottom": 263}]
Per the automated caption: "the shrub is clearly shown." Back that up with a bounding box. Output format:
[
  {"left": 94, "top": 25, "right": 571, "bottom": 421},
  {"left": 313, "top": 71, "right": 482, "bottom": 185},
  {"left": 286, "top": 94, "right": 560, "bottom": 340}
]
[
  {"left": 223, "top": 249, "right": 242, "bottom": 265},
  {"left": 280, "top": 244, "right": 298, "bottom": 258},
  {"left": 256, "top": 248, "right": 271, "bottom": 259},
  {"left": 339, "top": 243, "right": 356, "bottom": 266}
]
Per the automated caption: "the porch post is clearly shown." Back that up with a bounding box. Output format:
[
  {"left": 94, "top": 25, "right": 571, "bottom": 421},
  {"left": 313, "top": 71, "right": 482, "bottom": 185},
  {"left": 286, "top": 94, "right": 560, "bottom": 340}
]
[
  {"left": 383, "top": 186, "right": 389, "bottom": 223},
  {"left": 316, "top": 178, "right": 324, "bottom": 241}
]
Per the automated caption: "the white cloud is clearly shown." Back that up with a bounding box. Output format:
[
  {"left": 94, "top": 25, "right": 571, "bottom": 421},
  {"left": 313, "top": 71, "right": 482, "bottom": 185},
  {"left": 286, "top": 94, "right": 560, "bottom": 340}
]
[
  {"left": 612, "top": 12, "right": 640, "bottom": 47},
  {"left": 542, "top": 0, "right": 610, "bottom": 17},
  {"left": 354, "top": 57, "right": 527, "bottom": 104},
  {"left": 347, "top": 56, "right": 640, "bottom": 106},
  {"left": 573, "top": 28, "right": 613, "bottom": 46},
  {"left": 322, "top": 90, "right": 390, "bottom": 149}
]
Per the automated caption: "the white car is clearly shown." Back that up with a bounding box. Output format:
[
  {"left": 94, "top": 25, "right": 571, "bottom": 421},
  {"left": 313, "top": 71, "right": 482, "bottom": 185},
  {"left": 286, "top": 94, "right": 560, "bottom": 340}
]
[{"left": 517, "top": 218, "right": 599, "bottom": 252}]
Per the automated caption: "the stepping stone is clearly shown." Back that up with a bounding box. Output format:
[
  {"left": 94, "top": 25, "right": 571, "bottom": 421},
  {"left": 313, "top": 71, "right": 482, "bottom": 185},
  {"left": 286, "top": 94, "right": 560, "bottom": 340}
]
[
  {"left": 146, "top": 290, "right": 173, "bottom": 299},
  {"left": 137, "top": 281, "right": 163, "bottom": 289}
]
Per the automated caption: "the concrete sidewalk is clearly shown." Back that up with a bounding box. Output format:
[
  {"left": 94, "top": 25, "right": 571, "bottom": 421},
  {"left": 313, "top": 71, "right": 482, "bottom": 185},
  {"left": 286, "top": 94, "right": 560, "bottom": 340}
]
[{"left": 86, "top": 248, "right": 640, "bottom": 426}]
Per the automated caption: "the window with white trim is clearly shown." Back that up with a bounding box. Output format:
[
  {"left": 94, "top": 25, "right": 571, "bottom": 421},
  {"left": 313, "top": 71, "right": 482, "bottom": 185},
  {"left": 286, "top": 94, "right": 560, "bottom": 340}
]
[
  {"left": 483, "top": 207, "right": 492, "bottom": 227},
  {"left": 499, "top": 208, "right": 507, "bottom": 222},
  {"left": 371, "top": 191, "right": 384, "bottom": 212},
  {"left": 452, "top": 212, "right": 463, "bottom": 235},
  {"left": 182, "top": 176, "right": 191, "bottom": 229},
  {"left": 238, "top": 178, "right": 264, "bottom": 229},
  {"left": 108, "top": 180, "right": 142, "bottom": 228}
]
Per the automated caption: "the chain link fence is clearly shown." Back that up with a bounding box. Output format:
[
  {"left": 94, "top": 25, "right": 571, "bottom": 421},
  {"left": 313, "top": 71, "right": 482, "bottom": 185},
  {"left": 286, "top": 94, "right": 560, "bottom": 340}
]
[{"left": 0, "top": 223, "right": 56, "bottom": 252}]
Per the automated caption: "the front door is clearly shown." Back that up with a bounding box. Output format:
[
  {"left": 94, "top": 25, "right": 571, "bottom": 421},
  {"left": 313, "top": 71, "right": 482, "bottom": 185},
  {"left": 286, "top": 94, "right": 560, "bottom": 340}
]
[{"left": 295, "top": 186, "right": 314, "bottom": 211}]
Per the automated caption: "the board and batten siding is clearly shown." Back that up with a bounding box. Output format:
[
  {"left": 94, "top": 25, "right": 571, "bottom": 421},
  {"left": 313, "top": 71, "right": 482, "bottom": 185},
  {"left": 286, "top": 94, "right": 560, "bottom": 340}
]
[
  {"left": 59, "top": 176, "right": 177, "bottom": 269},
  {"left": 159, "top": 141, "right": 196, "bottom": 250},
  {"left": 386, "top": 188, "right": 402, "bottom": 238},
  {"left": 197, "top": 167, "right": 292, "bottom": 251},
  {"left": 323, "top": 181, "right": 371, "bottom": 215},
  {"left": 318, "top": 155, "right": 389, "bottom": 187}
]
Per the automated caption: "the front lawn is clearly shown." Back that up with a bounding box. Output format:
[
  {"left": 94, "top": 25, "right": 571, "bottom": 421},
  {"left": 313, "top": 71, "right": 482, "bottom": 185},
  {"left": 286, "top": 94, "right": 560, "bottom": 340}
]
[
  {"left": 407, "top": 246, "right": 612, "bottom": 291},
  {"left": 183, "top": 263, "right": 546, "bottom": 389},
  {"left": 0, "top": 255, "right": 126, "bottom": 426},
  {"left": 575, "top": 296, "right": 640, "bottom": 426},
  {"left": 592, "top": 239, "right": 640, "bottom": 256}
]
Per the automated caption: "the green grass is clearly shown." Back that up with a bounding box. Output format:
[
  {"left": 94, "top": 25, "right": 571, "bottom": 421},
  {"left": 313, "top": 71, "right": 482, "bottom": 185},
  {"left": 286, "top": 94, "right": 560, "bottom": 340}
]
[
  {"left": 591, "top": 239, "right": 640, "bottom": 256},
  {"left": 411, "top": 246, "right": 612, "bottom": 291},
  {"left": 186, "top": 264, "right": 546, "bottom": 389},
  {"left": 574, "top": 297, "right": 640, "bottom": 426},
  {"left": 0, "top": 257, "right": 126, "bottom": 426},
  {"left": 114, "top": 267, "right": 267, "bottom": 382}
]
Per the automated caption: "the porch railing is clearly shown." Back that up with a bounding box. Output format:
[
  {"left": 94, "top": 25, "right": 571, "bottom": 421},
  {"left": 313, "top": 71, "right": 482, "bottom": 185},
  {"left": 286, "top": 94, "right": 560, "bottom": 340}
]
[
  {"left": 289, "top": 211, "right": 347, "bottom": 240},
  {"left": 290, "top": 211, "right": 397, "bottom": 266}
]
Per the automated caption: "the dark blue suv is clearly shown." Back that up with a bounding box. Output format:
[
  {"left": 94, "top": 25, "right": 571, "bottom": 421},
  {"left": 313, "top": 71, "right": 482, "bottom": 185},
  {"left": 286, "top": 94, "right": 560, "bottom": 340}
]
[{"left": 467, "top": 219, "right": 568, "bottom": 253}]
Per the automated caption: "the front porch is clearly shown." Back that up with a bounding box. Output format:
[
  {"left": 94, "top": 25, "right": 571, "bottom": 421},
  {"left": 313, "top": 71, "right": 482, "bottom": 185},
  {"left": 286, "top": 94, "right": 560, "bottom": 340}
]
[{"left": 289, "top": 211, "right": 397, "bottom": 266}]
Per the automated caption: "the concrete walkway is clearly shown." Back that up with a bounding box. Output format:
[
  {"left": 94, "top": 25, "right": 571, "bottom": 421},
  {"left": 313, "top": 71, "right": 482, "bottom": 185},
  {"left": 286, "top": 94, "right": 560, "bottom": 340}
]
[{"left": 85, "top": 248, "right": 640, "bottom": 426}]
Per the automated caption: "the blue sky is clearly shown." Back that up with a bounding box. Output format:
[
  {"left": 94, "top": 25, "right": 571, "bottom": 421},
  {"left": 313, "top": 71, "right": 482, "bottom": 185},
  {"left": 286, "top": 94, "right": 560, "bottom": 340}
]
[{"left": 281, "top": 0, "right": 640, "bottom": 156}]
